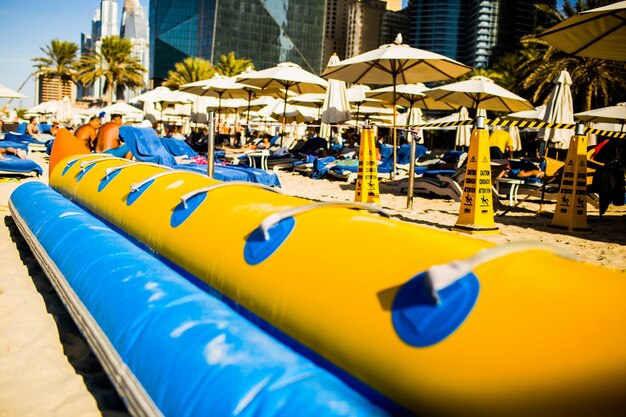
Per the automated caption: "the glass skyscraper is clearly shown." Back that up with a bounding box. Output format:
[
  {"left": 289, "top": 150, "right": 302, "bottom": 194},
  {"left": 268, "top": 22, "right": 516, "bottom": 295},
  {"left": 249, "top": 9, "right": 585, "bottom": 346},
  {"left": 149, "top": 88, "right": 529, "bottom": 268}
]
[
  {"left": 150, "top": 0, "right": 325, "bottom": 83},
  {"left": 408, "top": 0, "right": 557, "bottom": 68}
]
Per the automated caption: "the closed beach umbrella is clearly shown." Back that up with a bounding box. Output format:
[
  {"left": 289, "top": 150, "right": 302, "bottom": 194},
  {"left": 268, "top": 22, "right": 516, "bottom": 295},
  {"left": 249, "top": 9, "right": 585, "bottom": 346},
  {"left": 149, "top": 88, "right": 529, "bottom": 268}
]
[
  {"left": 538, "top": 1, "right": 626, "bottom": 61},
  {"left": 426, "top": 76, "right": 534, "bottom": 113},
  {"left": 55, "top": 96, "right": 72, "bottom": 122},
  {"left": 0, "top": 83, "right": 25, "bottom": 98},
  {"left": 509, "top": 125, "right": 522, "bottom": 151},
  {"left": 538, "top": 70, "right": 575, "bottom": 151},
  {"left": 322, "top": 34, "right": 471, "bottom": 174},
  {"left": 321, "top": 53, "right": 351, "bottom": 124},
  {"left": 455, "top": 107, "right": 472, "bottom": 148},
  {"left": 237, "top": 62, "right": 327, "bottom": 134}
]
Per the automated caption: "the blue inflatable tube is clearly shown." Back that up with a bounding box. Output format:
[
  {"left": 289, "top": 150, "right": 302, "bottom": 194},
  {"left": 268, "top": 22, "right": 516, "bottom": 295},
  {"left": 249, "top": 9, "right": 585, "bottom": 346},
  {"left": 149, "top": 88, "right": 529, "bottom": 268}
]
[{"left": 10, "top": 182, "right": 387, "bottom": 417}]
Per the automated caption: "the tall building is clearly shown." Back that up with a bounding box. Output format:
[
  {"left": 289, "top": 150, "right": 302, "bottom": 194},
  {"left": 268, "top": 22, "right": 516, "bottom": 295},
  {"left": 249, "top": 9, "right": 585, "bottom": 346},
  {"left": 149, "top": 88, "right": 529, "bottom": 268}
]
[
  {"left": 121, "top": 0, "right": 150, "bottom": 98},
  {"left": 464, "top": 0, "right": 499, "bottom": 68},
  {"left": 408, "top": 0, "right": 466, "bottom": 61},
  {"left": 323, "top": 0, "right": 402, "bottom": 66},
  {"left": 150, "top": 0, "right": 325, "bottom": 85},
  {"left": 79, "top": 0, "right": 121, "bottom": 102},
  {"left": 345, "top": 0, "right": 387, "bottom": 59},
  {"left": 408, "top": 0, "right": 556, "bottom": 68},
  {"left": 99, "top": 0, "right": 120, "bottom": 38},
  {"left": 35, "top": 75, "right": 76, "bottom": 104}
]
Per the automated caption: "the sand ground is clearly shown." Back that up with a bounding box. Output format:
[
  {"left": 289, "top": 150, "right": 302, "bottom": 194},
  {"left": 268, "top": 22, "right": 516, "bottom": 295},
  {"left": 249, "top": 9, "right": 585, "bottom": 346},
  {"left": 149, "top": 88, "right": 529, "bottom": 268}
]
[{"left": 0, "top": 150, "right": 623, "bottom": 416}]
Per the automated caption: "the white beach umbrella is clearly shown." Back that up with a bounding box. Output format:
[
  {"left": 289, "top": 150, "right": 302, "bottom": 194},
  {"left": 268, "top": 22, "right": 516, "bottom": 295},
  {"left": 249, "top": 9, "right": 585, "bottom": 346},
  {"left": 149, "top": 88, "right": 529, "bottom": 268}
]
[
  {"left": 321, "top": 53, "right": 351, "bottom": 124},
  {"left": 288, "top": 93, "right": 326, "bottom": 120},
  {"left": 538, "top": 70, "right": 575, "bottom": 150},
  {"left": 27, "top": 100, "right": 58, "bottom": 117},
  {"left": 99, "top": 101, "right": 144, "bottom": 121},
  {"left": 538, "top": 1, "right": 626, "bottom": 61},
  {"left": 237, "top": 62, "right": 327, "bottom": 132},
  {"left": 0, "top": 83, "right": 25, "bottom": 99},
  {"left": 322, "top": 34, "right": 471, "bottom": 173},
  {"left": 426, "top": 76, "right": 534, "bottom": 113},
  {"left": 367, "top": 83, "right": 458, "bottom": 112},
  {"left": 130, "top": 86, "right": 194, "bottom": 105},
  {"left": 258, "top": 100, "right": 315, "bottom": 124},
  {"left": 575, "top": 102, "right": 626, "bottom": 131}
]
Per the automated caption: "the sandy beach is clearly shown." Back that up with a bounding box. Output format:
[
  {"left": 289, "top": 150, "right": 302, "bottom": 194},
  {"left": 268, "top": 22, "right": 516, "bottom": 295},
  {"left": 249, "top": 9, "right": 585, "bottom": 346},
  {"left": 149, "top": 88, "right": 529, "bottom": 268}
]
[{"left": 0, "top": 150, "right": 624, "bottom": 416}]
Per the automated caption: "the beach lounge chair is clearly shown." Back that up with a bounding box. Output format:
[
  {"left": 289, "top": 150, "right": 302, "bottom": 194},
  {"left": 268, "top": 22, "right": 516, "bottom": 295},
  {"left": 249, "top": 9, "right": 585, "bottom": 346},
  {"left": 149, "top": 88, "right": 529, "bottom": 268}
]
[
  {"left": 3, "top": 131, "right": 50, "bottom": 152},
  {"left": 120, "top": 127, "right": 280, "bottom": 187},
  {"left": 0, "top": 147, "right": 43, "bottom": 176}
]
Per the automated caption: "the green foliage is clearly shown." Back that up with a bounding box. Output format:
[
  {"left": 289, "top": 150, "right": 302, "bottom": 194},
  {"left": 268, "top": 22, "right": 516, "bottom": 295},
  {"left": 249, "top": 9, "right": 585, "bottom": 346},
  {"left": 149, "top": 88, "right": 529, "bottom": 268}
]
[
  {"left": 163, "top": 57, "right": 216, "bottom": 89},
  {"left": 483, "top": 0, "right": 626, "bottom": 111},
  {"left": 164, "top": 52, "right": 254, "bottom": 89},
  {"left": 215, "top": 52, "right": 254, "bottom": 77},
  {"left": 75, "top": 36, "right": 146, "bottom": 104},
  {"left": 32, "top": 39, "right": 79, "bottom": 100}
]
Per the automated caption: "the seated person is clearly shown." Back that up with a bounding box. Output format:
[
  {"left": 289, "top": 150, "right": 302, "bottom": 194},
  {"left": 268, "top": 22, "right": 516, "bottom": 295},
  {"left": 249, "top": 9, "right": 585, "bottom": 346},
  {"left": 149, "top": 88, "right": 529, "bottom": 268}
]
[
  {"left": 45, "top": 121, "right": 60, "bottom": 136},
  {"left": 93, "top": 114, "right": 132, "bottom": 159},
  {"left": 489, "top": 129, "right": 514, "bottom": 158},
  {"left": 74, "top": 116, "right": 102, "bottom": 150},
  {"left": 0, "top": 146, "right": 27, "bottom": 160},
  {"left": 26, "top": 117, "right": 39, "bottom": 136}
]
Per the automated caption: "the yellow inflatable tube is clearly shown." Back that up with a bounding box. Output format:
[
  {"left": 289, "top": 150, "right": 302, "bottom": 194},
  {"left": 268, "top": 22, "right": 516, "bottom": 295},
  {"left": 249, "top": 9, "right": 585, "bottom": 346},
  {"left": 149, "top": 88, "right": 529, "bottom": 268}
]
[{"left": 51, "top": 155, "right": 626, "bottom": 417}]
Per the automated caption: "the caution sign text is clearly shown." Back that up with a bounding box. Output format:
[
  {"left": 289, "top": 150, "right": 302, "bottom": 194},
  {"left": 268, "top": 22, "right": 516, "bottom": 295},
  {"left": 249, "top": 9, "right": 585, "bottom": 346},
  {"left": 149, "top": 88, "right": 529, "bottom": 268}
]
[
  {"left": 354, "top": 128, "right": 380, "bottom": 205},
  {"left": 453, "top": 128, "right": 499, "bottom": 234}
]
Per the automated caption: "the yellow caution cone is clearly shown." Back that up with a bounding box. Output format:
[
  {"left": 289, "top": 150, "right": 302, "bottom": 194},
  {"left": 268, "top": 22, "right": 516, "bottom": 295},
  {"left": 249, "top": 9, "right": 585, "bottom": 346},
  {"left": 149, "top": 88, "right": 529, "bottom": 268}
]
[
  {"left": 452, "top": 119, "right": 499, "bottom": 235},
  {"left": 355, "top": 127, "right": 381, "bottom": 205},
  {"left": 548, "top": 128, "right": 591, "bottom": 232}
]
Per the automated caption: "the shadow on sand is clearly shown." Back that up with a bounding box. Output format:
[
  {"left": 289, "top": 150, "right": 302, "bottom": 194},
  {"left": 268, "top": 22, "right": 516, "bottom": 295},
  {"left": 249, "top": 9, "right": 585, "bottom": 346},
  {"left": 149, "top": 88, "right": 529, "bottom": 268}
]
[{"left": 4, "top": 215, "right": 131, "bottom": 417}]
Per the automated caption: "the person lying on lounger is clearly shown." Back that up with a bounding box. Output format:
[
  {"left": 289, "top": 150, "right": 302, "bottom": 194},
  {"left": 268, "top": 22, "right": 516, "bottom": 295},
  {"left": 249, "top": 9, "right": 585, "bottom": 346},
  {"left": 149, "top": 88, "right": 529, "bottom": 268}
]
[
  {"left": 93, "top": 114, "right": 133, "bottom": 159},
  {"left": 0, "top": 147, "right": 27, "bottom": 160}
]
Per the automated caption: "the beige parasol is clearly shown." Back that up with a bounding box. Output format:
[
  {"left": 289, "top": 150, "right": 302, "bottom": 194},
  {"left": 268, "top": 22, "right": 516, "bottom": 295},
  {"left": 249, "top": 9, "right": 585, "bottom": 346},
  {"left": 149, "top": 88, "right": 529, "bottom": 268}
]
[
  {"left": 538, "top": 1, "right": 626, "bottom": 61},
  {"left": 321, "top": 34, "right": 471, "bottom": 175}
]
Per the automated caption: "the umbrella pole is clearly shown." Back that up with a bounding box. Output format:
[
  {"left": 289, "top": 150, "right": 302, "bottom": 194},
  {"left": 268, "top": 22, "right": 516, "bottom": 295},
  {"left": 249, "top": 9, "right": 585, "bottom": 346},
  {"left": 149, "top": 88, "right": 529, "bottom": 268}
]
[
  {"left": 406, "top": 103, "right": 415, "bottom": 209},
  {"left": 207, "top": 111, "right": 215, "bottom": 179},
  {"left": 392, "top": 74, "right": 398, "bottom": 180},
  {"left": 282, "top": 85, "right": 289, "bottom": 144},
  {"left": 246, "top": 90, "right": 253, "bottom": 145}
]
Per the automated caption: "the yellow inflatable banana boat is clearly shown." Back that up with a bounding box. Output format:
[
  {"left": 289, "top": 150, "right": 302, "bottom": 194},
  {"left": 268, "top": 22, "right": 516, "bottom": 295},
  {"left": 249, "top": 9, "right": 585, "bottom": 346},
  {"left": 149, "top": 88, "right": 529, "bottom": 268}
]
[{"left": 50, "top": 154, "right": 626, "bottom": 417}]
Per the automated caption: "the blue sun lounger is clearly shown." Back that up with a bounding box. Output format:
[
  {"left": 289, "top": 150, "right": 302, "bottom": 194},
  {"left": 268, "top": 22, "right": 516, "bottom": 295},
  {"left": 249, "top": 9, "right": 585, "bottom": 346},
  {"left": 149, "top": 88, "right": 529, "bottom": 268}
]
[
  {"left": 0, "top": 155, "right": 43, "bottom": 176},
  {"left": 119, "top": 127, "right": 280, "bottom": 187}
]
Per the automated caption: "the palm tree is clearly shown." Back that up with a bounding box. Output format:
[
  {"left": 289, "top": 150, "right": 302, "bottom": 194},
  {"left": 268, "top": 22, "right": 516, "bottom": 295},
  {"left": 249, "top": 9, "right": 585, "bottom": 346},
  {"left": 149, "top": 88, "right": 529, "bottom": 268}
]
[
  {"left": 215, "top": 52, "right": 254, "bottom": 77},
  {"left": 32, "top": 39, "right": 79, "bottom": 100},
  {"left": 75, "top": 36, "right": 145, "bottom": 104},
  {"left": 520, "top": 0, "right": 626, "bottom": 111},
  {"left": 164, "top": 57, "right": 215, "bottom": 89}
]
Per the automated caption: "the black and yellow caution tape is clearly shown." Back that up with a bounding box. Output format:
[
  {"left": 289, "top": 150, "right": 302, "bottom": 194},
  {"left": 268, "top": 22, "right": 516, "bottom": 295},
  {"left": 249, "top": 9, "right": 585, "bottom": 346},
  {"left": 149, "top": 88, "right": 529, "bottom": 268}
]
[{"left": 399, "top": 118, "right": 626, "bottom": 139}]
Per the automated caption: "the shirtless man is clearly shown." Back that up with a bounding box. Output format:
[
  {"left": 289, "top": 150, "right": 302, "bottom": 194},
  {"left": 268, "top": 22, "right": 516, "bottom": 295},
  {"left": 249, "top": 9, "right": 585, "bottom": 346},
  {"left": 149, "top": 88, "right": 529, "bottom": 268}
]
[
  {"left": 26, "top": 117, "right": 39, "bottom": 136},
  {"left": 74, "top": 116, "right": 102, "bottom": 150},
  {"left": 93, "top": 114, "right": 132, "bottom": 159}
]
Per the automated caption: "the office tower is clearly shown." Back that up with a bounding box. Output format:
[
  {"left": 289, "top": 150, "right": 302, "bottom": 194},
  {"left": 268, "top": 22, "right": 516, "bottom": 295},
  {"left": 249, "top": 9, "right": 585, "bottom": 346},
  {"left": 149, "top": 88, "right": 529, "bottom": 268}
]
[
  {"left": 150, "top": 0, "right": 325, "bottom": 85},
  {"left": 408, "top": 0, "right": 557, "bottom": 68},
  {"left": 100, "top": 0, "right": 120, "bottom": 37},
  {"left": 345, "top": 0, "right": 386, "bottom": 59},
  {"left": 408, "top": 0, "right": 466, "bottom": 61},
  {"left": 464, "top": 0, "right": 499, "bottom": 68},
  {"left": 381, "top": 6, "right": 410, "bottom": 46},
  {"left": 121, "top": 0, "right": 150, "bottom": 98}
]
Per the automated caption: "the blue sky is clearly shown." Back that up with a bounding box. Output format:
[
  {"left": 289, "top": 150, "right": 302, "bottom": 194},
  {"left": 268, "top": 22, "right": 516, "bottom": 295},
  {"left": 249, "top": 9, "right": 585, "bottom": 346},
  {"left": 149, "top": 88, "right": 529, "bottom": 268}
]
[{"left": 0, "top": 0, "right": 148, "bottom": 109}]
